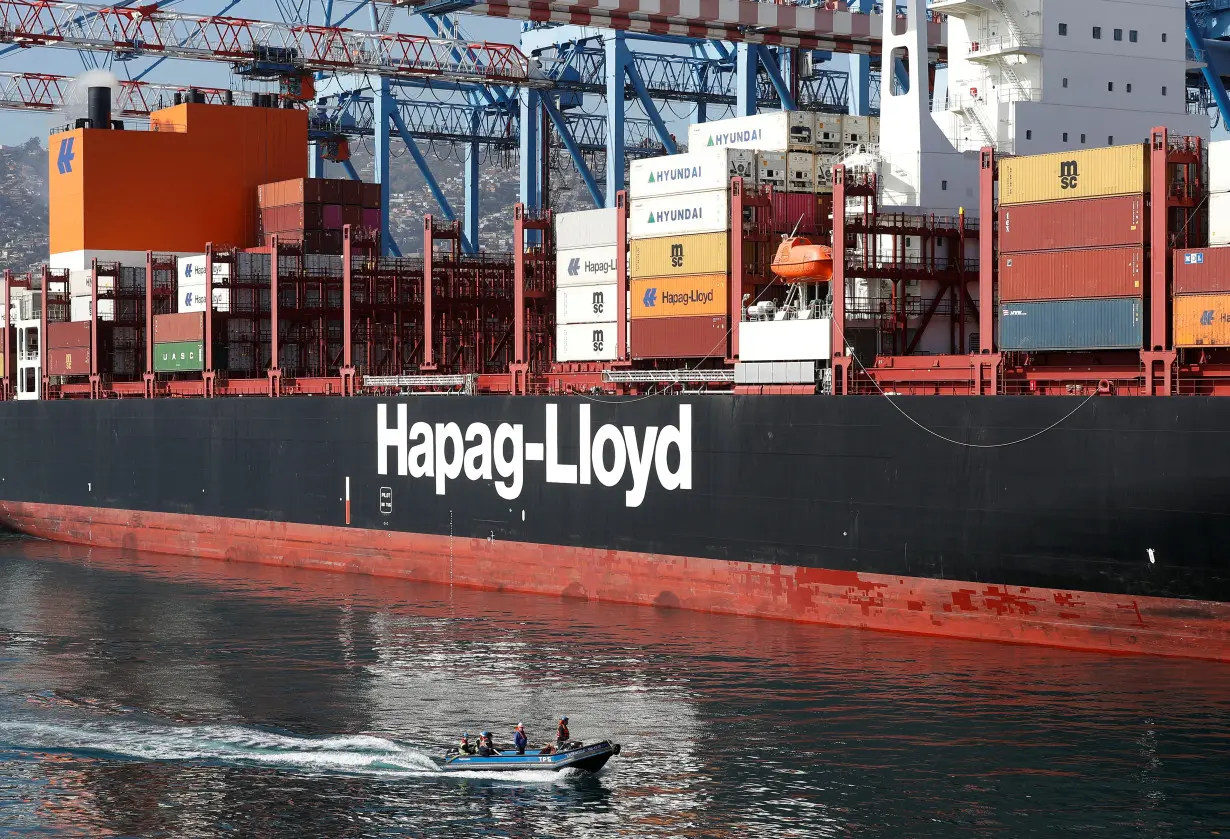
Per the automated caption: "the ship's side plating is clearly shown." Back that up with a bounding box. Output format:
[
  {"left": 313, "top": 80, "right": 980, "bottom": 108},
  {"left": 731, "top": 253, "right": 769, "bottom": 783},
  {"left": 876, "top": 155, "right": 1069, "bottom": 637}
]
[{"left": 0, "top": 396, "right": 1226, "bottom": 660}]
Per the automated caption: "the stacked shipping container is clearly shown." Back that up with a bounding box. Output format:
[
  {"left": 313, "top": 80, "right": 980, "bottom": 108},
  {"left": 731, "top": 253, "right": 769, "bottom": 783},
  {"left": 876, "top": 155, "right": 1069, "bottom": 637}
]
[
  {"left": 627, "top": 147, "right": 744, "bottom": 359},
  {"left": 996, "top": 145, "right": 1149, "bottom": 352},
  {"left": 554, "top": 208, "right": 621, "bottom": 362},
  {"left": 153, "top": 312, "right": 205, "bottom": 372},
  {"left": 257, "top": 177, "right": 381, "bottom": 255},
  {"left": 46, "top": 321, "right": 90, "bottom": 377},
  {"left": 1208, "top": 141, "right": 1230, "bottom": 245}
]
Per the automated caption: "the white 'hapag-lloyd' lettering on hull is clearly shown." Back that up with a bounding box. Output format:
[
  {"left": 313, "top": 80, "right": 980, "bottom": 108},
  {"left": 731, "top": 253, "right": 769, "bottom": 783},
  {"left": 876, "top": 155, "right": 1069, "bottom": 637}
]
[{"left": 376, "top": 404, "right": 692, "bottom": 507}]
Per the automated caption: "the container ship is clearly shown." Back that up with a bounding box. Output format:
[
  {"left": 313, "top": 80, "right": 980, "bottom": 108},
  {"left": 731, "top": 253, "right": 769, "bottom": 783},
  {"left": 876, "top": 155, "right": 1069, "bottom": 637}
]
[{"left": 2, "top": 0, "right": 1229, "bottom": 662}]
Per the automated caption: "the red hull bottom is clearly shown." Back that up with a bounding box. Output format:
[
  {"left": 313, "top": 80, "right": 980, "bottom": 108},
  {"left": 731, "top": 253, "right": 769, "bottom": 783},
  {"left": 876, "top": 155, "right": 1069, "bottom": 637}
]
[{"left": 2, "top": 501, "right": 1228, "bottom": 662}]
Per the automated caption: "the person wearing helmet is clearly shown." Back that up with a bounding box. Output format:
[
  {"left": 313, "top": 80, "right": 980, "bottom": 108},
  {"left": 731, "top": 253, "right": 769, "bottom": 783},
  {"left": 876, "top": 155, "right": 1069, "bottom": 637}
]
[
  {"left": 555, "top": 716, "right": 570, "bottom": 748},
  {"left": 477, "top": 731, "right": 497, "bottom": 757},
  {"left": 513, "top": 723, "right": 528, "bottom": 755},
  {"left": 458, "top": 733, "right": 477, "bottom": 755}
]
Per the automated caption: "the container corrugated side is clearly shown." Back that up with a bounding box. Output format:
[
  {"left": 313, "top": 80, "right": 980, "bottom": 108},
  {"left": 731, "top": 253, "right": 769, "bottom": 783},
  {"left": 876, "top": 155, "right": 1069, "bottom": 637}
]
[
  {"left": 686, "top": 111, "right": 813, "bottom": 152},
  {"left": 47, "top": 320, "right": 90, "bottom": 349},
  {"left": 557, "top": 245, "right": 619, "bottom": 287},
  {"left": 998, "top": 195, "right": 1145, "bottom": 252},
  {"left": 1211, "top": 192, "right": 1230, "bottom": 245},
  {"left": 555, "top": 208, "right": 620, "bottom": 249},
  {"left": 998, "top": 297, "right": 1142, "bottom": 351},
  {"left": 632, "top": 315, "right": 728, "bottom": 359},
  {"left": 631, "top": 274, "right": 728, "bottom": 319},
  {"left": 629, "top": 148, "right": 755, "bottom": 198},
  {"left": 629, "top": 189, "right": 728, "bottom": 239},
  {"left": 998, "top": 247, "right": 1145, "bottom": 301},
  {"left": 557, "top": 283, "right": 619, "bottom": 325},
  {"left": 154, "top": 340, "right": 205, "bottom": 372},
  {"left": 630, "top": 232, "right": 727, "bottom": 278},
  {"left": 47, "top": 347, "right": 89, "bottom": 376},
  {"left": 1174, "top": 293, "right": 1230, "bottom": 346},
  {"left": 1173, "top": 248, "right": 1230, "bottom": 294},
  {"left": 556, "top": 321, "right": 619, "bottom": 362},
  {"left": 1210, "top": 140, "right": 1230, "bottom": 193},
  {"left": 153, "top": 312, "right": 205, "bottom": 344},
  {"left": 998, "top": 144, "right": 1146, "bottom": 205}
]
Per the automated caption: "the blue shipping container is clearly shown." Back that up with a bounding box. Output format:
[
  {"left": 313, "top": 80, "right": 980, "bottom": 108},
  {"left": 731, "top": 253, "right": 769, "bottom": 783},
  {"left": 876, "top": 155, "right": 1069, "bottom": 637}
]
[{"left": 998, "top": 297, "right": 1142, "bottom": 351}]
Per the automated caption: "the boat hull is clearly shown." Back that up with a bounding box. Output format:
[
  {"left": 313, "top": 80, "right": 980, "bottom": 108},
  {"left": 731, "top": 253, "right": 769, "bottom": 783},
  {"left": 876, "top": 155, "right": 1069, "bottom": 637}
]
[
  {"left": 0, "top": 395, "right": 1227, "bottom": 660},
  {"left": 440, "top": 742, "right": 618, "bottom": 773}
]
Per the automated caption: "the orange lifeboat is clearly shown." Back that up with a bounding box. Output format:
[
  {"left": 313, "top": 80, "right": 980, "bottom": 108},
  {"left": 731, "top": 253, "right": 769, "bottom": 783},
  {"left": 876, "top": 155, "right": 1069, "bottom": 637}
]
[{"left": 771, "top": 236, "right": 833, "bottom": 282}]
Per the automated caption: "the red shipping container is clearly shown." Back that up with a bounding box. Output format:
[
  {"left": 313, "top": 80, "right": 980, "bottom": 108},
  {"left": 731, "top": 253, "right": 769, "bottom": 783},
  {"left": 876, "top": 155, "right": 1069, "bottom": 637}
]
[
  {"left": 47, "top": 346, "right": 89, "bottom": 376},
  {"left": 769, "top": 192, "right": 826, "bottom": 236},
  {"left": 153, "top": 312, "right": 205, "bottom": 344},
  {"left": 340, "top": 178, "right": 363, "bottom": 206},
  {"left": 631, "top": 315, "right": 729, "bottom": 359},
  {"left": 320, "top": 178, "right": 344, "bottom": 204},
  {"left": 47, "top": 320, "right": 90, "bottom": 349},
  {"left": 323, "top": 204, "right": 344, "bottom": 229},
  {"left": 998, "top": 247, "right": 1145, "bottom": 302},
  {"left": 259, "top": 178, "right": 329, "bottom": 208},
  {"left": 342, "top": 205, "right": 362, "bottom": 227},
  {"left": 360, "top": 181, "right": 381, "bottom": 209},
  {"left": 998, "top": 195, "right": 1146, "bottom": 252},
  {"left": 361, "top": 208, "right": 381, "bottom": 230},
  {"left": 1173, "top": 248, "right": 1230, "bottom": 294}
]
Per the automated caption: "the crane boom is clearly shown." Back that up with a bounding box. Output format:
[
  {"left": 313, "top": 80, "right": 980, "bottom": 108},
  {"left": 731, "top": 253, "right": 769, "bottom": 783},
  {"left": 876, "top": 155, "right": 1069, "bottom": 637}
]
[
  {"left": 0, "top": 70, "right": 236, "bottom": 114},
  {"left": 0, "top": 0, "right": 551, "bottom": 87}
]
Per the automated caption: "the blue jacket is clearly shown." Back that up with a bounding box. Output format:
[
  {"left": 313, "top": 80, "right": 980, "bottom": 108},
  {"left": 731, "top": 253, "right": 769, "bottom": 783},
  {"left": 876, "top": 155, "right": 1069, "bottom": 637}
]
[{"left": 514, "top": 730, "right": 528, "bottom": 751}]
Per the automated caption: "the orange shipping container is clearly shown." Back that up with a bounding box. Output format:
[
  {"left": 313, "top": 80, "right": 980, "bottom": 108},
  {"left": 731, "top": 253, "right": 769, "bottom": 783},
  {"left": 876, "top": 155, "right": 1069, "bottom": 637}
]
[
  {"left": 1174, "top": 293, "right": 1230, "bottom": 347},
  {"left": 631, "top": 274, "right": 728, "bottom": 319},
  {"left": 154, "top": 312, "right": 205, "bottom": 344},
  {"left": 50, "top": 103, "right": 308, "bottom": 257}
]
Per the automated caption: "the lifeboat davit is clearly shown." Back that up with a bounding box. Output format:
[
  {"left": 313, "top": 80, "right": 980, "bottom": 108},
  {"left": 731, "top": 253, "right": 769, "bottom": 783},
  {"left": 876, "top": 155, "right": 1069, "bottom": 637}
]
[{"left": 771, "top": 236, "right": 833, "bottom": 282}]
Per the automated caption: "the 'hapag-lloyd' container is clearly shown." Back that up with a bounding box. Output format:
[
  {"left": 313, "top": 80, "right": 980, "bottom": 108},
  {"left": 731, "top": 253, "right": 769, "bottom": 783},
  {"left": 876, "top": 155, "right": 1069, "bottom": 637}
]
[
  {"left": 631, "top": 274, "right": 728, "bottom": 319},
  {"left": 686, "top": 111, "right": 815, "bottom": 152},
  {"left": 629, "top": 190, "right": 729, "bottom": 239},
  {"left": 629, "top": 148, "right": 756, "bottom": 199},
  {"left": 556, "top": 321, "right": 618, "bottom": 362},
  {"left": 1174, "top": 293, "right": 1230, "bottom": 346},
  {"left": 557, "top": 283, "right": 619, "bottom": 325},
  {"left": 556, "top": 246, "right": 619, "bottom": 287}
]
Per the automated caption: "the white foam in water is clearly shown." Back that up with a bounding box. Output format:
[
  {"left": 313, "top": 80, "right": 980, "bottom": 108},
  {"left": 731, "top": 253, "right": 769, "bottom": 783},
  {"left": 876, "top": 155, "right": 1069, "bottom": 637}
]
[{"left": 0, "top": 721, "right": 563, "bottom": 782}]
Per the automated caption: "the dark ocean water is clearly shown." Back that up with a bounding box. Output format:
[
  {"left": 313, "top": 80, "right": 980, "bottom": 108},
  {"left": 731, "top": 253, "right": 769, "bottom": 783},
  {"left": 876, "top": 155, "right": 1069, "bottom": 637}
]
[{"left": 0, "top": 535, "right": 1227, "bottom": 838}]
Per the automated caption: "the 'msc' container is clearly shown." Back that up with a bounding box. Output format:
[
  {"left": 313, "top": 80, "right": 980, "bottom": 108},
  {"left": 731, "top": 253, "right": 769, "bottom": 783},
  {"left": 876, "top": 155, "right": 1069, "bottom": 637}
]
[
  {"left": 998, "top": 297, "right": 1142, "bottom": 351},
  {"left": 998, "top": 144, "right": 1146, "bottom": 206}
]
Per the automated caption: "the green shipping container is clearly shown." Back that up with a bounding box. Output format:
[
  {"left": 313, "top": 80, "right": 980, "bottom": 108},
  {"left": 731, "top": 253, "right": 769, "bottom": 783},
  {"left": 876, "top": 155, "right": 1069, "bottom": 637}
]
[{"left": 154, "top": 341, "right": 205, "bottom": 372}]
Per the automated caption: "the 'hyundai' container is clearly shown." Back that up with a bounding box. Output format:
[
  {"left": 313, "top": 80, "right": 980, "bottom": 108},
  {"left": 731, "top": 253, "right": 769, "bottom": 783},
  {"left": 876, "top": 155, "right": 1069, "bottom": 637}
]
[
  {"left": 630, "top": 233, "right": 727, "bottom": 278},
  {"left": 631, "top": 274, "right": 728, "bottom": 319},
  {"left": 1173, "top": 293, "right": 1230, "bottom": 346},
  {"left": 686, "top": 110, "right": 814, "bottom": 152},
  {"left": 629, "top": 148, "right": 755, "bottom": 199},
  {"left": 629, "top": 190, "right": 729, "bottom": 239},
  {"left": 998, "top": 195, "right": 1145, "bottom": 252},
  {"left": 631, "top": 314, "right": 728, "bottom": 359},
  {"left": 555, "top": 208, "right": 620, "bottom": 249},
  {"left": 1173, "top": 248, "right": 1230, "bottom": 294},
  {"left": 998, "top": 297, "right": 1143, "bottom": 351},
  {"left": 998, "top": 247, "right": 1145, "bottom": 302},
  {"left": 556, "top": 321, "right": 619, "bottom": 362},
  {"left": 153, "top": 312, "right": 205, "bottom": 344},
  {"left": 556, "top": 284, "right": 619, "bottom": 325},
  {"left": 998, "top": 144, "right": 1146, "bottom": 206},
  {"left": 556, "top": 246, "right": 619, "bottom": 287}
]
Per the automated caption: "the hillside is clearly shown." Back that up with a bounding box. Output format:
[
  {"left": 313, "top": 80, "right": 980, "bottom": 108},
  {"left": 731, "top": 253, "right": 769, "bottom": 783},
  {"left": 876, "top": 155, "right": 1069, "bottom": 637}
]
[{"left": 0, "top": 138, "right": 50, "bottom": 275}]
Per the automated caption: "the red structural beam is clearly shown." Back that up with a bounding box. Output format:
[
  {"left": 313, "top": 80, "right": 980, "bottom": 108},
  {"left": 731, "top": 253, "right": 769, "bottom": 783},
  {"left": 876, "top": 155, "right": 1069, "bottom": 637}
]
[
  {"left": 0, "top": 0, "right": 547, "bottom": 87},
  {"left": 0, "top": 71, "right": 236, "bottom": 115}
]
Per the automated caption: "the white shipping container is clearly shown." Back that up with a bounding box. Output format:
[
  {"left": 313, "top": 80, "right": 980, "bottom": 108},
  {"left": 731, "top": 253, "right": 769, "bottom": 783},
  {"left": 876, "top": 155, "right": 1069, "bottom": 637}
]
[
  {"left": 1212, "top": 191, "right": 1230, "bottom": 244},
  {"left": 69, "top": 295, "right": 114, "bottom": 322},
  {"left": 738, "top": 319, "right": 832, "bottom": 361},
  {"left": 787, "top": 152, "right": 816, "bottom": 192},
  {"left": 687, "top": 111, "right": 814, "bottom": 153},
  {"left": 814, "top": 115, "right": 844, "bottom": 150},
  {"left": 557, "top": 283, "right": 619, "bottom": 325},
  {"left": 556, "top": 245, "right": 619, "bottom": 287},
  {"left": 757, "top": 152, "right": 787, "bottom": 188},
  {"left": 179, "top": 282, "right": 231, "bottom": 313},
  {"left": 556, "top": 321, "right": 619, "bottom": 362},
  {"left": 629, "top": 189, "right": 729, "bottom": 239},
  {"left": 629, "top": 148, "right": 755, "bottom": 199},
  {"left": 555, "top": 208, "right": 620, "bottom": 249},
  {"left": 177, "top": 255, "right": 231, "bottom": 285},
  {"left": 1210, "top": 141, "right": 1230, "bottom": 193},
  {"left": 68, "top": 269, "right": 92, "bottom": 297}
]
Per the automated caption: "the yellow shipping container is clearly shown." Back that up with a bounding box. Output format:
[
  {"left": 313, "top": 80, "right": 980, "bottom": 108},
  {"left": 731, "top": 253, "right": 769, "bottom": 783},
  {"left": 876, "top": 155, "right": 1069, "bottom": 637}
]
[
  {"left": 632, "top": 274, "right": 728, "bottom": 319},
  {"left": 1174, "top": 293, "right": 1230, "bottom": 347},
  {"left": 630, "top": 232, "right": 728, "bottom": 279},
  {"left": 999, "top": 144, "right": 1147, "bottom": 206}
]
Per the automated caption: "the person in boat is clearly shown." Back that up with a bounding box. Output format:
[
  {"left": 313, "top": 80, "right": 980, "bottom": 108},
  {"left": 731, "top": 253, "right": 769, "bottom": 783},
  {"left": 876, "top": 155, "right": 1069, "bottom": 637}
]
[
  {"left": 555, "top": 716, "right": 570, "bottom": 747},
  {"left": 477, "top": 732, "right": 497, "bottom": 757},
  {"left": 458, "top": 734, "right": 476, "bottom": 755},
  {"left": 513, "top": 723, "right": 528, "bottom": 755}
]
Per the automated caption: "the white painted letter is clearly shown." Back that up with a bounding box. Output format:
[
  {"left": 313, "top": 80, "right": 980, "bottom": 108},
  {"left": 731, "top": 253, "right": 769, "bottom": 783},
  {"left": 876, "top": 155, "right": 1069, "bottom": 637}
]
[
  {"left": 623, "top": 425, "right": 659, "bottom": 507},
  {"left": 434, "top": 422, "right": 464, "bottom": 495},
  {"left": 545, "top": 404, "right": 578, "bottom": 485},
  {"left": 591, "top": 424, "right": 627, "bottom": 487},
  {"left": 408, "top": 421, "right": 434, "bottom": 478},
  {"left": 464, "top": 422, "right": 493, "bottom": 480},
  {"left": 578, "top": 404, "right": 592, "bottom": 485},
  {"left": 655, "top": 404, "right": 692, "bottom": 491},
  {"left": 494, "top": 423, "right": 524, "bottom": 500},
  {"left": 377, "top": 404, "right": 407, "bottom": 476}
]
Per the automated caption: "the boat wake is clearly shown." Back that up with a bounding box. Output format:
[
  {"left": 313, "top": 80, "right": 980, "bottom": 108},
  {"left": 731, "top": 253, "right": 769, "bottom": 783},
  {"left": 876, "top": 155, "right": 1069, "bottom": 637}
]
[{"left": 0, "top": 720, "right": 565, "bottom": 782}]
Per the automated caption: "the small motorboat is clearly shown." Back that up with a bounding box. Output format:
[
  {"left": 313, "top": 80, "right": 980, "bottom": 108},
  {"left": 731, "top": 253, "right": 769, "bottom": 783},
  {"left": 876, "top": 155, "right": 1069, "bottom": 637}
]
[
  {"left": 771, "top": 235, "right": 834, "bottom": 281},
  {"left": 439, "top": 740, "right": 621, "bottom": 773}
]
